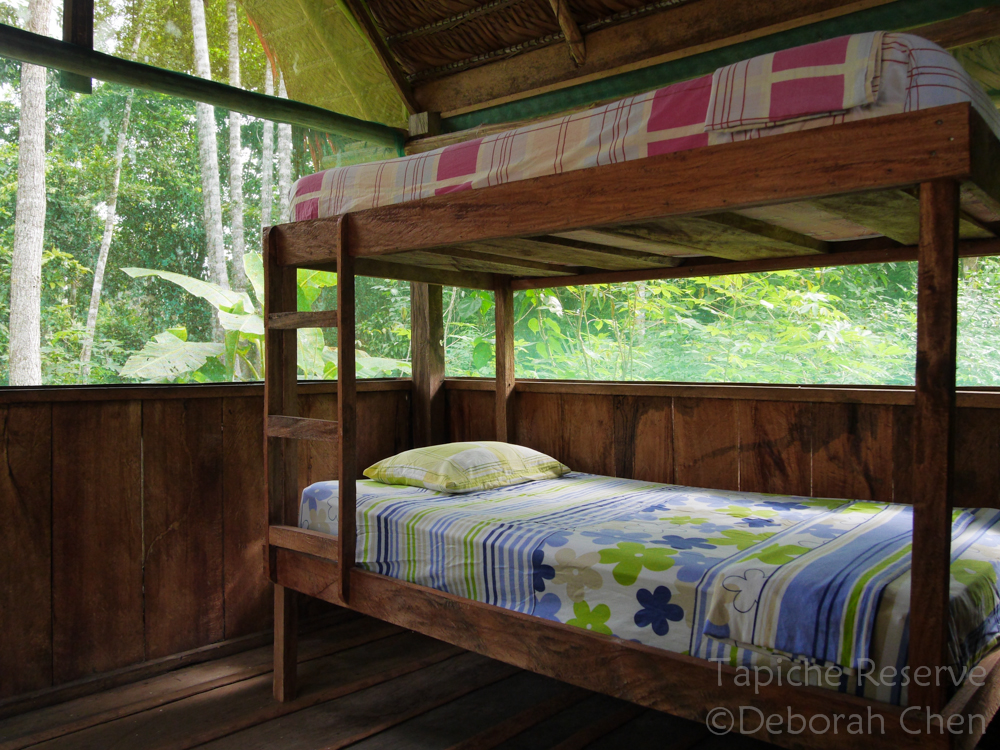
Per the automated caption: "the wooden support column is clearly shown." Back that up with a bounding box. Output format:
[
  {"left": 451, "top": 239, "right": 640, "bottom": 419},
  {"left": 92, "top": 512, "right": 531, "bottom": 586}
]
[
  {"left": 263, "top": 228, "right": 299, "bottom": 547},
  {"left": 272, "top": 584, "right": 297, "bottom": 702},
  {"left": 495, "top": 276, "right": 516, "bottom": 443},
  {"left": 337, "top": 217, "right": 357, "bottom": 604},
  {"left": 908, "top": 179, "right": 960, "bottom": 714},
  {"left": 62, "top": 0, "right": 94, "bottom": 93},
  {"left": 411, "top": 282, "right": 446, "bottom": 447}
]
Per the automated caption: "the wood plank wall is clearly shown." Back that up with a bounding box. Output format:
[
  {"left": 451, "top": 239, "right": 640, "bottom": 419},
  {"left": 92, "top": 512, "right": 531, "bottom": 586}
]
[
  {"left": 0, "top": 382, "right": 410, "bottom": 701},
  {"left": 447, "top": 380, "right": 1000, "bottom": 507}
]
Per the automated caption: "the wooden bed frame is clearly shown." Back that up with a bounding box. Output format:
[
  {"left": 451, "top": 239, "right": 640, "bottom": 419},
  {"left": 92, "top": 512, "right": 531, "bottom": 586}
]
[{"left": 262, "top": 102, "right": 1000, "bottom": 749}]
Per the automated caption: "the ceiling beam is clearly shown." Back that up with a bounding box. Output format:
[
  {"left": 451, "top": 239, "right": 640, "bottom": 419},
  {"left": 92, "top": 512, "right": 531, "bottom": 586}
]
[
  {"left": 414, "top": 0, "right": 897, "bottom": 117},
  {"left": 548, "top": 0, "right": 585, "bottom": 65},
  {"left": 906, "top": 5, "right": 1000, "bottom": 49},
  {"left": 339, "top": 0, "right": 420, "bottom": 114},
  {"left": 0, "top": 23, "right": 403, "bottom": 146}
]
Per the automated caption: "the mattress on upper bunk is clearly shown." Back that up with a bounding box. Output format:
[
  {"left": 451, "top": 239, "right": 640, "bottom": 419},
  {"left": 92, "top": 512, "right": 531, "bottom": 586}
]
[
  {"left": 287, "top": 32, "right": 1000, "bottom": 241},
  {"left": 299, "top": 472, "right": 1000, "bottom": 707}
]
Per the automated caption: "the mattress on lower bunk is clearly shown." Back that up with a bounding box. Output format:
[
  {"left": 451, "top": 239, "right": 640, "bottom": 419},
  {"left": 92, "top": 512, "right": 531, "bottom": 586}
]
[
  {"left": 288, "top": 32, "right": 1000, "bottom": 240},
  {"left": 299, "top": 473, "right": 1000, "bottom": 707}
]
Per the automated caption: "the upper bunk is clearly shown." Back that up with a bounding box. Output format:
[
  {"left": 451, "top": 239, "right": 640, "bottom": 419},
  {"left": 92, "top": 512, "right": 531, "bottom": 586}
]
[{"left": 270, "top": 32, "right": 1000, "bottom": 291}]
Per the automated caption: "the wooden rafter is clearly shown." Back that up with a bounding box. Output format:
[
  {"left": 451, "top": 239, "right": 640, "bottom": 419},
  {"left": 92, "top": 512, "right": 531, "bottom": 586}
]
[
  {"left": 339, "top": 0, "right": 421, "bottom": 115},
  {"left": 414, "top": 0, "right": 897, "bottom": 116},
  {"left": 547, "top": 0, "right": 585, "bottom": 65}
]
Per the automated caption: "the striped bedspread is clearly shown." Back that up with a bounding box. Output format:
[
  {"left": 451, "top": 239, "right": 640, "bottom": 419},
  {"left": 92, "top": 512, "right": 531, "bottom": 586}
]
[
  {"left": 287, "top": 33, "right": 1000, "bottom": 233},
  {"left": 300, "top": 473, "right": 1000, "bottom": 706}
]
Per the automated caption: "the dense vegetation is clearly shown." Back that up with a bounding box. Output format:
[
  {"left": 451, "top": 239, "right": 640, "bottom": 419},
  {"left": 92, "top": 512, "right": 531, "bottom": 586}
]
[
  {"left": 1, "top": 1, "right": 998, "bottom": 387},
  {"left": 444, "top": 260, "right": 1000, "bottom": 386}
]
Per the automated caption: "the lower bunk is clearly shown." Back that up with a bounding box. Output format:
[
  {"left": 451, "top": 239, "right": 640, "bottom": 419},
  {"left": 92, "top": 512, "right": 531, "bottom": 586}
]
[{"left": 268, "top": 465, "right": 1000, "bottom": 750}]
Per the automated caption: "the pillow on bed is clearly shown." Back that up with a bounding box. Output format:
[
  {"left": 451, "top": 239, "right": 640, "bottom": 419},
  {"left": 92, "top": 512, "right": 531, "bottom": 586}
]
[{"left": 363, "top": 441, "right": 570, "bottom": 493}]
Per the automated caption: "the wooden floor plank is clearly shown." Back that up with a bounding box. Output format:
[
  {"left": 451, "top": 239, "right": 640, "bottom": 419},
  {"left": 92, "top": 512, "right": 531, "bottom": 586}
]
[
  {"left": 582, "top": 708, "right": 708, "bottom": 749},
  {"left": 549, "top": 703, "right": 646, "bottom": 750},
  {"left": 492, "top": 695, "right": 628, "bottom": 750},
  {"left": 24, "top": 632, "right": 459, "bottom": 750},
  {"left": 0, "top": 618, "right": 399, "bottom": 750},
  {"left": 198, "top": 653, "right": 517, "bottom": 750},
  {"left": 348, "top": 672, "right": 583, "bottom": 750}
]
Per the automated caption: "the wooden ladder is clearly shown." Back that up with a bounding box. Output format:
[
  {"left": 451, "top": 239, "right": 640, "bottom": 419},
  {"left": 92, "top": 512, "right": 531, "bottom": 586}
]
[{"left": 263, "top": 213, "right": 356, "bottom": 613}]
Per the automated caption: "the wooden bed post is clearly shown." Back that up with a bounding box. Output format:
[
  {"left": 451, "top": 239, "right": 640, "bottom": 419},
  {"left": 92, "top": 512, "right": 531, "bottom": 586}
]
[
  {"left": 263, "top": 226, "right": 300, "bottom": 701},
  {"left": 494, "top": 275, "right": 516, "bottom": 442},
  {"left": 337, "top": 217, "right": 358, "bottom": 605},
  {"left": 411, "top": 282, "right": 446, "bottom": 447},
  {"left": 908, "top": 179, "right": 960, "bottom": 715}
]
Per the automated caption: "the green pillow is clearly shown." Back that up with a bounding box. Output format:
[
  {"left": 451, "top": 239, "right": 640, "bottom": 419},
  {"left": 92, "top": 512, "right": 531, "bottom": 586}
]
[{"left": 363, "top": 441, "right": 570, "bottom": 493}]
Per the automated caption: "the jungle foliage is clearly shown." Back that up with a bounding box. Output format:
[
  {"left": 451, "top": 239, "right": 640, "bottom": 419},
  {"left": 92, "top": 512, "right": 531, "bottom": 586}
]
[{"left": 0, "top": 1, "right": 998, "bottom": 387}]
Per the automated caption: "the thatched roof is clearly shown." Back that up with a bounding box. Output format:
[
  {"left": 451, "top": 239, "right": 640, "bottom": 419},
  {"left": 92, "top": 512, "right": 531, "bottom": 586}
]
[{"left": 367, "top": 0, "right": 685, "bottom": 81}]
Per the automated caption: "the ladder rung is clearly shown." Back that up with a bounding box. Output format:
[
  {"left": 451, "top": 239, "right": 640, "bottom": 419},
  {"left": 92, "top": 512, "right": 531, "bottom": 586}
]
[
  {"left": 267, "top": 311, "right": 339, "bottom": 329},
  {"left": 267, "top": 415, "right": 339, "bottom": 442}
]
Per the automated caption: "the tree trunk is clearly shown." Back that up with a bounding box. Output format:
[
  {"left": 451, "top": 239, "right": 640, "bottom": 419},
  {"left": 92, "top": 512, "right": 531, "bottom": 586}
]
[
  {"left": 8, "top": 0, "right": 53, "bottom": 386},
  {"left": 227, "top": 0, "right": 246, "bottom": 291},
  {"left": 79, "top": 91, "right": 135, "bottom": 378},
  {"left": 261, "top": 62, "right": 274, "bottom": 232},
  {"left": 277, "top": 73, "right": 292, "bottom": 221},
  {"left": 189, "top": 0, "right": 228, "bottom": 293}
]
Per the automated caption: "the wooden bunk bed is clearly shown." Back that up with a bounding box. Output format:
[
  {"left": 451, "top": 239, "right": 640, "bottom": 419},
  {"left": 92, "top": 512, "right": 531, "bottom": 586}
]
[{"left": 261, "top": 90, "right": 1000, "bottom": 748}]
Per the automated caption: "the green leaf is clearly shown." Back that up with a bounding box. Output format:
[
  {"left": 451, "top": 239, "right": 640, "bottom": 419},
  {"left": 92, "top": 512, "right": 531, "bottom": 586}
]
[
  {"left": 119, "top": 332, "right": 224, "bottom": 382},
  {"left": 244, "top": 252, "right": 265, "bottom": 303},
  {"left": 218, "top": 310, "right": 265, "bottom": 336},
  {"left": 298, "top": 328, "right": 326, "bottom": 379},
  {"left": 122, "top": 268, "right": 254, "bottom": 314},
  {"left": 472, "top": 341, "right": 493, "bottom": 370}
]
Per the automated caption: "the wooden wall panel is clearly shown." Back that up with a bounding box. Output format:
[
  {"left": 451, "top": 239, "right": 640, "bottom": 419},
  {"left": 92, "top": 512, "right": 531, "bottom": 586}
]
[
  {"left": 358, "top": 389, "right": 412, "bottom": 474},
  {"left": 738, "top": 400, "right": 812, "bottom": 496},
  {"left": 142, "top": 399, "right": 224, "bottom": 659},
  {"left": 613, "top": 395, "right": 672, "bottom": 483},
  {"left": 672, "top": 398, "right": 739, "bottom": 490},
  {"left": 447, "top": 389, "right": 495, "bottom": 442},
  {"left": 518, "top": 392, "right": 615, "bottom": 475},
  {"left": 954, "top": 408, "right": 1000, "bottom": 508},
  {"left": 222, "top": 397, "right": 271, "bottom": 640},
  {"left": 812, "top": 403, "right": 894, "bottom": 502},
  {"left": 52, "top": 401, "right": 143, "bottom": 683},
  {"left": 298, "top": 394, "right": 338, "bottom": 501},
  {"left": 0, "top": 404, "right": 52, "bottom": 699}
]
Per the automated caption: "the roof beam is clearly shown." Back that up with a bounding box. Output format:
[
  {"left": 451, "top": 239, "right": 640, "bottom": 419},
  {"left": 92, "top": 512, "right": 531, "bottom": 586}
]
[
  {"left": 339, "top": 0, "right": 421, "bottom": 114},
  {"left": 0, "top": 22, "right": 402, "bottom": 146},
  {"left": 548, "top": 0, "right": 586, "bottom": 65},
  {"left": 906, "top": 5, "right": 1000, "bottom": 48}
]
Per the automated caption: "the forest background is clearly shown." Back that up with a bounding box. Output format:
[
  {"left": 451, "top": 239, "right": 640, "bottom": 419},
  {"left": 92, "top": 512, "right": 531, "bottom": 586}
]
[{"left": 2, "top": 0, "right": 1000, "bottom": 388}]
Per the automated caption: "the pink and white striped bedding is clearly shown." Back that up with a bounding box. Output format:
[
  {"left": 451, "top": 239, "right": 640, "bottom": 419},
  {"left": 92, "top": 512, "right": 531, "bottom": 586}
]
[{"left": 287, "top": 33, "right": 1000, "bottom": 239}]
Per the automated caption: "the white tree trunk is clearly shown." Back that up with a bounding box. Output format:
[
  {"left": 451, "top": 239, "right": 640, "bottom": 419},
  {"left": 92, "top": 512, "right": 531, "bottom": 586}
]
[
  {"left": 189, "top": 0, "right": 228, "bottom": 293},
  {"left": 277, "top": 74, "right": 292, "bottom": 221},
  {"left": 8, "top": 0, "right": 53, "bottom": 386},
  {"left": 226, "top": 0, "right": 246, "bottom": 291},
  {"left": 79, "top": 92, "right": 134, "bottom": 378},
  {"left": 260, "top": 62, "right": 274, "bottom": 232}
]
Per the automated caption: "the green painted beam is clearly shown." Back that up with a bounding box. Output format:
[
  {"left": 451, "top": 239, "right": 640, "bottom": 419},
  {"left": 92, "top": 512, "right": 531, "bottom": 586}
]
[
  {"left": 0, "top": 22, "right": 404, "bottom": 148},
  {"left": 443, "top": 0, "right": 1000, "bottom": 132}
]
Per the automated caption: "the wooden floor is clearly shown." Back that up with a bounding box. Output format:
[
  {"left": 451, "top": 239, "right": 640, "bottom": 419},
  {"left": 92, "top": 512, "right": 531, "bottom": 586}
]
[{"left": 1, "top": 610, "right": 997, "bottom": 750}]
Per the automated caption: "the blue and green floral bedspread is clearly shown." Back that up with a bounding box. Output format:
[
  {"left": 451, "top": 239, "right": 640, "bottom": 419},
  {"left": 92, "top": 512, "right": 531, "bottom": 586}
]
[{"left": 299, "top": 472, "right": 1000, "bottom": 706}]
